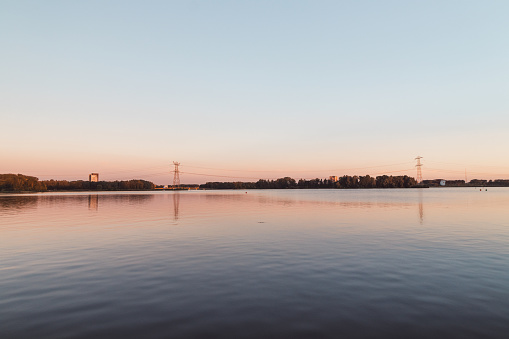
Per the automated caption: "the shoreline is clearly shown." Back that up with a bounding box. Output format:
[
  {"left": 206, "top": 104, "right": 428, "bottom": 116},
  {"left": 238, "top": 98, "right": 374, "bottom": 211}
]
[{"left": 4, "top": 186, "right": 509, "bottom": 194}]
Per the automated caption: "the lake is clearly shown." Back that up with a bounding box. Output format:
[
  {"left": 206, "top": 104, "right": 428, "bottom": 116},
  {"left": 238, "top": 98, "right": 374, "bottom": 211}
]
[{"left": 1, "top": 188, "right": 509, "bottom": 338}]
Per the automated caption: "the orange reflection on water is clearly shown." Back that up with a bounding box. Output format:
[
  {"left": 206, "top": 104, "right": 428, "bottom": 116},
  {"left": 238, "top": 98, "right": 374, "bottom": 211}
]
[{"left": 1, "top": 188, "right": 509, "bottom": 255}]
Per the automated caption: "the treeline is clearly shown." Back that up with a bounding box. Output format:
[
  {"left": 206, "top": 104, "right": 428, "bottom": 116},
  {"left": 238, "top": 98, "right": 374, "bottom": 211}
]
[
  {"left": 44, "top": 179, "right": 155, "bottom": 191},
  {"left": 200, "top": 175, "right": 418, "bottom": 190},
  {"left": 0, "top": 174, "right": 155, "bottom": 192},
  {"left": 466, "top": 179, "right": 509, "bottom": 187},
  {"left": 4, "top": 173, "right": 509, "bottom": 193},
  {"left": 423, "top": 179, "right": 509, "bottom": 187},
  {"left": 422, "top": 179, "right": 466, "bottom": 187},
  {"left": 0, "top": 174, "right": 47, "bottom": 192}
]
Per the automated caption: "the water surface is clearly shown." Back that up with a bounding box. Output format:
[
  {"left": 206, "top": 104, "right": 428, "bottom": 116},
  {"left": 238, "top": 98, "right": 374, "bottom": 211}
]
[{"left": 1, "top": 188, "right": 509, "bottom": 338}]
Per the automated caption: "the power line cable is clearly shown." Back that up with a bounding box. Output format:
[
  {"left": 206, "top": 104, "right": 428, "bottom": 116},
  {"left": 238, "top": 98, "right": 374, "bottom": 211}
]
[
  {"left": 180, "top": 161, "right": 415, "bottom": 173},
  {"left": 427, "top": 160, "right": 509, "bottom": 169},
  {"left": 426, "top": 167, "right": 508, "bottom": 177}
]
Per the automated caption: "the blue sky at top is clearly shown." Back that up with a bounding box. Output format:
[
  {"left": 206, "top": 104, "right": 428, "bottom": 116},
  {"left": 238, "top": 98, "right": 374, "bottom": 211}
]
[{"left": 1, "top": 1, "right": 508, "bottom": 183}]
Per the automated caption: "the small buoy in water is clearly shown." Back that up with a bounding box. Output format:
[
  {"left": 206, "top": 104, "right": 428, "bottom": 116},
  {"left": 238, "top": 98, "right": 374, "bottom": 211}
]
[{"left": 245, "top": 192, "right": 247, "bottom": 194}]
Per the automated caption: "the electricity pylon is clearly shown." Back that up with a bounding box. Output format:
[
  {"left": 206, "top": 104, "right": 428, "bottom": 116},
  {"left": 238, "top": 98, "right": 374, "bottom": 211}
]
[
  {"left": 173, "top": 161, "right": 180, "bottom": 187},
  {"left": 415, "top": 156, "right": 423, "bottom": 183}
]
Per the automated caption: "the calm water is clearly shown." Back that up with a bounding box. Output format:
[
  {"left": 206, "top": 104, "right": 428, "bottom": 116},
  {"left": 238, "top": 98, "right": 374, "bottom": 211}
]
[{"left": 1, "top": 188, "right": 509, "bottom": 338}]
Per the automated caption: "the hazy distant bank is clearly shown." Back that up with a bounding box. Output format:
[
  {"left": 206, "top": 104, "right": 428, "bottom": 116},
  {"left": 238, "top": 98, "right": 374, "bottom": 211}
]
[
  {"left": 0, "top": 174, "right": 154, "bottom": 193},
  {"left": 3, "top": 174, "right": 508, "bottom": 193}
]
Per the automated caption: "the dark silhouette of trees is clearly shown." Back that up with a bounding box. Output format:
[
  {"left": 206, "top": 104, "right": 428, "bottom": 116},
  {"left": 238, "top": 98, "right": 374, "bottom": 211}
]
[
  {"left": 0, "top": 174, "right": 155, "bottom": 192},
  {"left": 374, "top": 175, "right": 416, "bottom": 188},
  {"left": 469, "top": 179, "right": 488, "bottom": 186},
  {"left": 422, "top": 179, "right": 509, "bottom": 187},
  {"left": 4, "top": 172, "right": 509, "bottom": 193},
  {"left": 200, "top": 175, "right": 419, "bottom": 189},
  {"left": 0, "top": 174, "right": 47, "bottom": 191},
  {"left": 359, "top": 175, "right": 376, "bottom": 188},
  {"left": 44, "top": 179, "right": 155, "bottom": 191}
]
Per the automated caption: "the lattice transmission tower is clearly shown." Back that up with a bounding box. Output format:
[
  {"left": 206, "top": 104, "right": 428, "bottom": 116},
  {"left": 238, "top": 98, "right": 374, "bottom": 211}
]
[
  {"left": 172, "top": 161, "right": 180, "bottom": 187},
  {"left": 415, "top": 156, "right": 423, "bottom": 183}
]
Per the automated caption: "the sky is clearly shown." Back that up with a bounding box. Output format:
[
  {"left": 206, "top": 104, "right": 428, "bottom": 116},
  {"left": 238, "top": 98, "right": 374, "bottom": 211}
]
[{"left": 1, "top": 0, "right": 509, "bottom": 184}]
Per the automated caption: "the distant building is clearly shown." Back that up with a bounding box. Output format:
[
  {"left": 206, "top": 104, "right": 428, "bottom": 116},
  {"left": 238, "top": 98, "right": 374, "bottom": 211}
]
[
  {"left": 329, "top": 176, "right": 338, "bottom": 182},
  {"left": 440, "top": 180, "right": 446, "bottom": 186},
  {"left": 89, "top": 173, "right": 99, "bottom": 182}
]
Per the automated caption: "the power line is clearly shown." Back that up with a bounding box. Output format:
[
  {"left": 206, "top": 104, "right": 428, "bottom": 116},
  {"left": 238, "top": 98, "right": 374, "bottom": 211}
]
[
  {"left": 179, "top": 168, "right": 416, "bottom": 181},
  {"left": 366, "top": 168, "right": 415, "bottom": 176},
  {"left": 426, "top": 160, "right": 509, "bottom": 169},
  {"left": 415, "top": 156, "right": 423, "bottom": 183},
  {"left": 23, "top": 158, "right": 509, "bottom": 184},
  {"left": 180, "top": 161, "right": 415, "bottom": 174},
  {"left": 173, "top": 162, "right": 181, "bottom": 187},
  {"left": 298, "top": 168, "right": 415, "bottom": 181},
  {"left": 179, "top": 171, "right": 270, "bottom": 180},
  {"left": 31, "top": 165, "right": 169, "bottom": 178},
  {"left": 426, "top": 167, "right": 508, "bottom": 177}
]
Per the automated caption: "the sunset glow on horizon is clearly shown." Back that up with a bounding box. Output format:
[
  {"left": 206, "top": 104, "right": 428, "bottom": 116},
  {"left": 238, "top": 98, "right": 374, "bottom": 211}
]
[{"left": 2, "top": 1, "right": 508, "bottom": 185}]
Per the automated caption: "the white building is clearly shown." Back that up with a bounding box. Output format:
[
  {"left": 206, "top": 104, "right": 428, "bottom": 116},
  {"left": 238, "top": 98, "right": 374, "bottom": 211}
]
[{"left": 89, "top": 173, "right": 99, "bottom": 182}]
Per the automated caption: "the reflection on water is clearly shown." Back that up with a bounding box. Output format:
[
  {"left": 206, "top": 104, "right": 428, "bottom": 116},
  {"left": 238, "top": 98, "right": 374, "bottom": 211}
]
[
  {"left": 1, "top": 188, "right": 509, "bottom": 338},
  {"left": 418, "top": 189, "right": 424, "bottom": 224},
  {"left": 88, "top": 195, "right": 98, "bottom": 210},
  {"left": 0, "top": 190, "right": 428, "bottom": 224},
  {"left": 173, "top": 192, "right": 180, "bottom": 220},
  {"left": 0, "top": 195, "right": 38, "bottom": 212},
  {"left": 84, "top": 193, "right": 155, "bottom": 211}
]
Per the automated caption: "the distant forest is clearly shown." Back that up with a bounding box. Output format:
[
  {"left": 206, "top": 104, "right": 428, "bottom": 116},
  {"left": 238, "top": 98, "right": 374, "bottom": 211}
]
[
  {"left": 200, "top": 176, "right": 509, "bottom": 189},
  {"left": 422, "top": 179, "right": 509, "bottom": 187},
  {"left": 2, "top": 173, "right": 509, "bottom": 192},
  {"left": 0, "top": 174, "right": 154, "bottom": 192},
  {"left": 200, "top": 175, "right": 418, "bottom": 189},
  {"left": 0, "top": 174, "right": 47, "bottom": 192}
]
